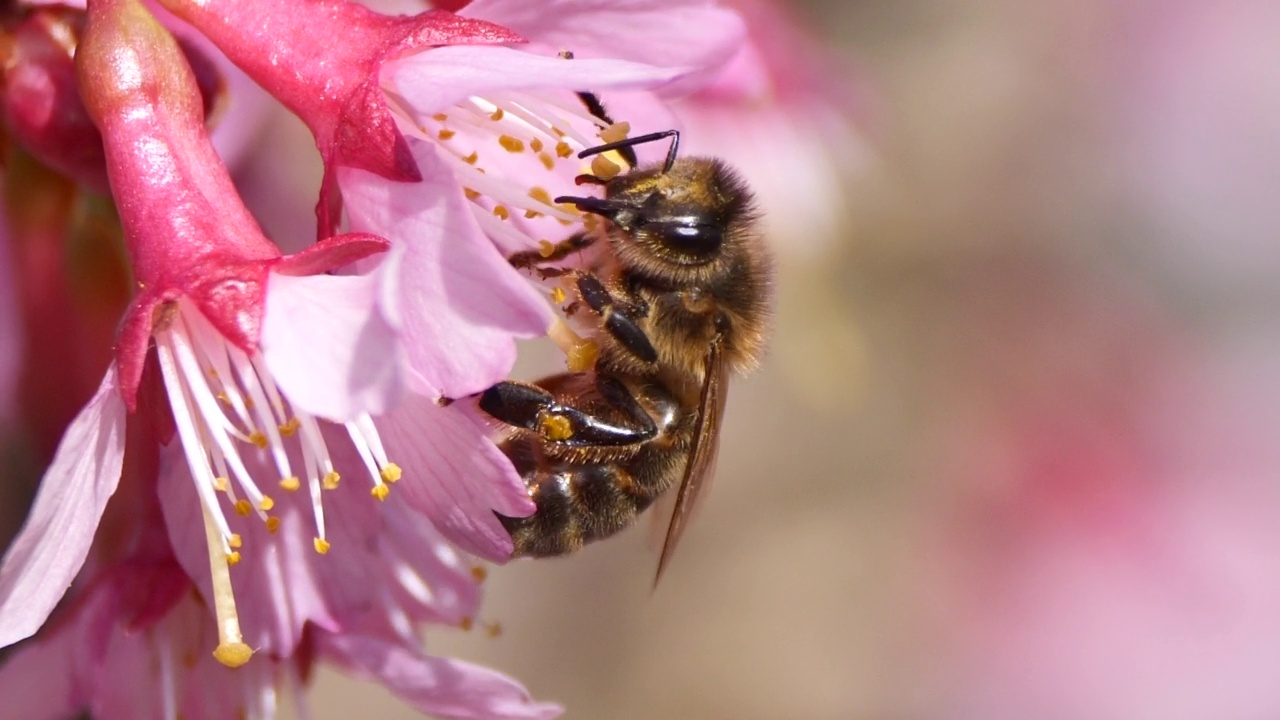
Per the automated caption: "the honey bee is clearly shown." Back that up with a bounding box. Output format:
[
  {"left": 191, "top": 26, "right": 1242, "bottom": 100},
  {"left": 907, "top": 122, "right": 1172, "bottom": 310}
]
[{"left": 479, "top": 112, "right": 773, "bottom": 582}]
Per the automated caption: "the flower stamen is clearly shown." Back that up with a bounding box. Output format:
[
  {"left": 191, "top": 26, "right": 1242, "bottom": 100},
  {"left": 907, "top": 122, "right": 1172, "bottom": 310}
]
[{"left": 201, "top": 505, "right": 252, "bottom": 668}]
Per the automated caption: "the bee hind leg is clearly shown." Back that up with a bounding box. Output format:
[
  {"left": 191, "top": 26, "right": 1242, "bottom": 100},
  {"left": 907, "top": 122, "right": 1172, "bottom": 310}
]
[{"left": 479, "top": 377, "right": 657, "bottom": 447}]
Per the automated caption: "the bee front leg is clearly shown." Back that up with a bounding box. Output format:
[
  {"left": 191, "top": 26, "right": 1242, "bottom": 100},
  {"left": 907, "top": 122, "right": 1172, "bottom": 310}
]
[
  {"left": 508, "top": 232, "right": 595, "bottom": 270},
  {"left": 574, "top": 274, "right": 658, "bottom": 365}
]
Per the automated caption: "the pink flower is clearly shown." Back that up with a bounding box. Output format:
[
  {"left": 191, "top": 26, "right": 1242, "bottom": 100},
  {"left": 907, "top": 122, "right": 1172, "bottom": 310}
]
[
  {"left": 0, "top": 550, "right": 285, "bottom": 720},
  {"left": 1, "top": 0, "right": 555, "bottom": 714},
  {"left": 0, "top": 0, "right": 398, "bottom": 656},
  {"left": 0, "top": 494, "right": 558, "bottom": 720},
  {"left": 153, "top": 0, "right": 523, "bottom": 236}
]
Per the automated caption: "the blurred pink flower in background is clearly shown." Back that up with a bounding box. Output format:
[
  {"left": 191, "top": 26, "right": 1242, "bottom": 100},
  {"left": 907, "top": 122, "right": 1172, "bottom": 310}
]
[
  {"left": 920, "top": 260, "right": 1280, "bottom": 719},
  {"left": 1113, "top": 0, "right": 1280, "bottom": 294},
  {"left": 672, "top": 0, "right": 870, "bottom": 257}
]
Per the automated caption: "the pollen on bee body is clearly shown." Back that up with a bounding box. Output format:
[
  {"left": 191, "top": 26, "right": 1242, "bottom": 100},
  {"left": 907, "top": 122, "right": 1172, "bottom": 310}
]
[{"left": 539, "top": 413, "right": 574, "bottom": 441}]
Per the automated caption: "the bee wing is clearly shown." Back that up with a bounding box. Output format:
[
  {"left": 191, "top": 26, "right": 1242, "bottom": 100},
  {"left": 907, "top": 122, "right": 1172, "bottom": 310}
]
[{"left": 654, "top": 337, "right": 731, "bottom": 586}]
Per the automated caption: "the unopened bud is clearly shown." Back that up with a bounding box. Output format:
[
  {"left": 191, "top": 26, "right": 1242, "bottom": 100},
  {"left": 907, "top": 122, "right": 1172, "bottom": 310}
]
[{"left": 0, "top": 5, "right": 227, "bottom": 192}]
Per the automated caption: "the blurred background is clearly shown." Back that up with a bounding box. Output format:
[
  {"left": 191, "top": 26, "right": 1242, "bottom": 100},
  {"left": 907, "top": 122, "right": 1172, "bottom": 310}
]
[{"left": 8, "top": 0, "right": 1280, "bottom": 718}]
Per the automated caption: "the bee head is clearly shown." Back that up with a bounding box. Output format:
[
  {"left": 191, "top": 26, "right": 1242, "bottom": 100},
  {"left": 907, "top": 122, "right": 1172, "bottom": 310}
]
[{"left": 559, "top": 158, "right": 752, "bottom": 271}]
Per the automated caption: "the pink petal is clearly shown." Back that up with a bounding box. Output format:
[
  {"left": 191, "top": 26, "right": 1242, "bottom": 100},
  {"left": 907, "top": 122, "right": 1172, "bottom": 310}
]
[
  {"left": 320, "top": 631, "right": 562, "bottom": 720},
  {"left": 0, "top": 368, "right": 126, "bottom": 647},
  {"left": 385, "top": 44, "right": 689, "bottom": 117},
  {"left": 378, "top": 395, "right": 534, "bottom": 562},
  {"left": 459, "top": 0, "right": 745, "bottom": 92},
  {"left": 379, "top": 502, "right": 480, "bottom": 625},
  {"left": 262, "top": 268, "right": 405, "bottom": 421},
  {"left": 341, "top": 138, "right": 553, "bottom": 399},
  {"left": 0, "top": 615, "right": 80, "bottom": 720}
]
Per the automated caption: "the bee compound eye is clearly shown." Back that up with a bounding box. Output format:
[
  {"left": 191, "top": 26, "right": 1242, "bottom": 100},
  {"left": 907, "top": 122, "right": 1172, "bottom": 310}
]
[{"left": 655, "top": 221, "right": 722, "bottom": 258}]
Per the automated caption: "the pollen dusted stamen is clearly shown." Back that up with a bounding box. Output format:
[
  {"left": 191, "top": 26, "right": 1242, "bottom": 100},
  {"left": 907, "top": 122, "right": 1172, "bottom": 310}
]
[
  {"left": 154, "top": 299, "right": 402, "bottom": 660},
  {"left": 202, "top": 507, "right": 252, "bottom": 668},
  {"left": 420, "top": 89, "right": 624, "bottom": 258}
]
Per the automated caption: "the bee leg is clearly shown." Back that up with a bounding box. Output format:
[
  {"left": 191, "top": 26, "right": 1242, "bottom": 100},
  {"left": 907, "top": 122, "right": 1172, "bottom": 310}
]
[
  {"left": 480, "top": 378, "right": 657, "bottom": 446},
  {"left": 574, "top": 274, "right": 658, "bottom": 364},
  {"left": 508, "top": 232, "right": 595, "bottom": 270}
]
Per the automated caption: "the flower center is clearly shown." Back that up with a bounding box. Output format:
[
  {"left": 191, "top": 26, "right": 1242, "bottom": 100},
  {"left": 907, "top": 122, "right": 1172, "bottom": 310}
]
[
  {"left": 153, "top": 298, "right": 401, "bottom": 666},
  {"left": 419, "top": 90, "right": 633, "bottom": 254}
]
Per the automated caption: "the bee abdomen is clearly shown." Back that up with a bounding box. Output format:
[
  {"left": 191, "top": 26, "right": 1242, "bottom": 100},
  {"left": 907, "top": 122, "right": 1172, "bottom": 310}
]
[{"left": 500, "top": 459, "right": 663, "bottom": 558}]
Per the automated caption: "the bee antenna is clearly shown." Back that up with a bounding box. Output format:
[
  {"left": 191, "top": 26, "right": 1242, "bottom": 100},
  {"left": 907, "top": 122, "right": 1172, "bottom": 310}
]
[
  {"left": 578, "top": 130, "right": 681, "bottom": 174},
  {"left": 575, "top": 91, "right": 639, "bottom": 168},
  {"left": 554, "top": 195, "right": 633, "bottom": 218}
]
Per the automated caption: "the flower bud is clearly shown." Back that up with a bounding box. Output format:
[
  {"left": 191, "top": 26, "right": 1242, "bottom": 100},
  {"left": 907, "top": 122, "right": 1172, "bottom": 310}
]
[{"left": 1, "top": 5, "right": 226, "bottom": 192}]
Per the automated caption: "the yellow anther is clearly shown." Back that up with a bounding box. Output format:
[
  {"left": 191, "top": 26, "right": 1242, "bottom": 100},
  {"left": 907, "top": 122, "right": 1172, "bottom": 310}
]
[
  {"left": 538, "top": 239, "right": 556, "bottom": 257},
  {"left": 471, "top": 566, "right": 488, "bottom": 583},
  {"left": 214, "top": 477, "right": 230, "bottom": 493},
  {"left": 567, "top": 339, "right": 600, "bottom": 372},
  {"left": 539, "top": 413, "right": 574, "bottom": 441},
  {"left": 463, "top": 151, "right": 479, "bottom": 165},
  {"left": 438, "top": 129, "right": 456, "bottom": 141},
  {"left": 484, "top": 621, "right": 503, "bottom": 638},
  {"left": 493, "top": 205, "right": 510, "bottom": 220},
  {"left": 228, "top": 533, "right": 242, "bottom": 549},
  {"left": 371, "top": 484, "right": 391, "bottom": 502},
  {"left": 226, "top": 551, "right": 241, "bottom": 566},
  {"left": 279, "top": 417, "right": 300, "bottom": 437},
  {"left": 539, "top": 152, "right": 555, "bottom": 170},
  {"left": 490, "top": 108, "right": 504, "bottom": 121},
  {"left": 525, "top": 209, "right": 544, "bottom": 219},
  {"left": 247, "top": 430, "right": 268, "bottom": 449},
  {"left": 530, "top": 137, "right": 544, "bottom": 152},
  {"left": 207, "top": 368, "right": 219, "bottom": 379},
  {"left": 322, "top": 471, "right": 341, "bottom": 490},
  {"left": 234, "top": 499, "right": 252, "bottom": 517},
  {"left": 550, "top": 287, "right": 567, "bottom": 304},
  {"left": 258, "top": 496, "right": 275, "bottom": 511},
  {"left": 381, "top": 463, "right": 402, "bottom": 484},
  {"left": 459, "top": 616, "right": 474, "bottom": 631},
  {"left": 552, "top": 126, "right": 566, "bottom": 138},
  {"left": 600, "top": 121, "right": 631, "bottom": 144},
  {"left": 529, "top": 186, "right": 553, "bottom": 205},
  {"left": 313, "top": 538, "right": 331, "bottom": 555},
  {"left": 213, "top": 643, "right": 253, "bottom": 669},
  {"left": 498, "top": 135, "right": 524, "bottom": 153},
  {"left": 591, "top": 154, "right": 621, "bottom": 180},
  {"left": 555, "top": 141, "right": 573, "bottom": 158},
  {"left": 216, "top": 391, "right": 229, "bottom": 404},
  {"left": 464, "top": 188, "right": 480, "bottom": 200},
  {"left": 279, "top": 476, "right": 301, "bottom": 492},
  {"left": 244, "top": 398, "right": 256, "bottom": 410},
  {"left": 265, "top": 516, "right": 282, "bottom": 533},
  {"left": 432, "top": 113, "right": 448, "bottom": 121}
]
